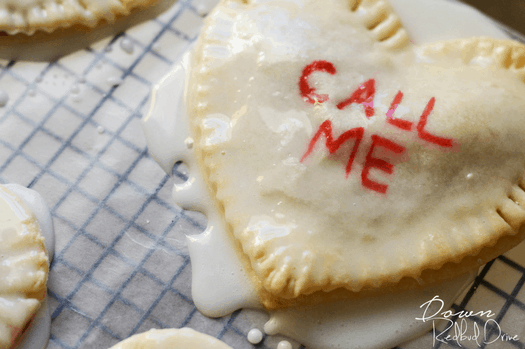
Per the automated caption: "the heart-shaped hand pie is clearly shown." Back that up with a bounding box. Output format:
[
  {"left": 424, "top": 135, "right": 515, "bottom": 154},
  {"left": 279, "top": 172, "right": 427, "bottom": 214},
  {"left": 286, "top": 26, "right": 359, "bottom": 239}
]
[{"left": 187, "top": 0, "right": 525, "bottom": 306}]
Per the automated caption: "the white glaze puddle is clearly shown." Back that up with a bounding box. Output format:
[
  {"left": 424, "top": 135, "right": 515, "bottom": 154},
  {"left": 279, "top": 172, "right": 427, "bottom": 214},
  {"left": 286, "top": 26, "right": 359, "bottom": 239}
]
[
  {"left": 142, "top": 1, "right": 508, "bottom": 348},
  {"left": 5, "top": 184, "right": 55, "bottom": 349}
]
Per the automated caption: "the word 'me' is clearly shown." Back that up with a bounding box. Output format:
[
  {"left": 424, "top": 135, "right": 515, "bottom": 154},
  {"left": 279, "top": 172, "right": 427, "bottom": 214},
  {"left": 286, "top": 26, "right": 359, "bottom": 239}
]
[{"left": 299, "top": 60, "right": 454, "bottom": 194}]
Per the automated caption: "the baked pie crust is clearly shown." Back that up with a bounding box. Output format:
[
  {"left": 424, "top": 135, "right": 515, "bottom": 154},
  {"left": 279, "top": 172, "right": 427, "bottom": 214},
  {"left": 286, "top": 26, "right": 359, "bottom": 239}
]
[
  {"left": 109, "top": 328, "right": 233, "bottom": 349},
  {"left": 0, "top": 0, "right": 158, "bottom": 35},
  {"left": 187, "top": 0, "right": 525, "bottom": 307},
  {"left": 0, "top": 185, "right": 49, "bottom": 349}
]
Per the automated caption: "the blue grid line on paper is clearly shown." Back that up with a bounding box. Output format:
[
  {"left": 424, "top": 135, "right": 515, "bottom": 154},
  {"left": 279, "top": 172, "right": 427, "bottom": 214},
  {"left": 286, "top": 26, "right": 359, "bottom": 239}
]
[
  {"left": 42, "top": 0, "right": 201, "bottom": 346},
  {"left": 47, "top": 267, "right": 179, "bottom": 337},
  {"left": 71, "top": 230, "right": 189, "bottom": 348},
  {"left": 127, "top": 257, "right": 192, "bottom": 335},
  {"left": 48, "top": 290, "right": 125, "bottom": 338},
  {"left": 0, "top": 62, "right": 64, "bottom": 172},
  {"left": 0, "top": 60, "right": 14, "bottom": 81},
  {"left": 101, "top": 32, "right": 176, "bottom": 67},
  {"left": 0, "top": 0, "right": 207, "bottom": 346}
]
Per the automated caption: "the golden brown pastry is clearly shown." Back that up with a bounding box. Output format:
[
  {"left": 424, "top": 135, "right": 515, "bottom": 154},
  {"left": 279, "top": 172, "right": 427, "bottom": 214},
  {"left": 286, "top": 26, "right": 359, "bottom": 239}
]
[
  {"left": 0, "top": 0, "right": 158, "bottom": 35},
  {"left": 0, "top": 184, "right": 49, "bottom": 349}
]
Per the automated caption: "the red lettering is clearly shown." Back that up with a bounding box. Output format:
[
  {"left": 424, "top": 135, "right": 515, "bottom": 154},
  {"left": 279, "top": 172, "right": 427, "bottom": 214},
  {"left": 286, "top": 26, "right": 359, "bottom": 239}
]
[
  {"left": 417, "top": 97, "right": 453, "bottom": 147},
  {"left": 336, "top": 79, "right": 376, "bottom": 118},
  {"left": 299, "top": 60, "right": 337, "bottom": 104},
  {"left": 301, "top": 120, "right": 365, "bottom": 176},
  {"left": 386, "top": 91, "right": 413, "bottom": 131},
  {"left": 362, "top": 135, "right": 405, "bottom": 194}
]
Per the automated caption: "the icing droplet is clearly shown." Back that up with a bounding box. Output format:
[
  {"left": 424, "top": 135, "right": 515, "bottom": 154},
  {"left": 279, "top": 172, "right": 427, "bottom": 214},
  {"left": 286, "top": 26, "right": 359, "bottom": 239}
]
[
  {"left": 184, "top": 137, "right": 194, "bottom": 149},
  {"left": 466, "top": 173, "right": 473, "bottom": 179},
  {"left": 0, "top": 90, "right": 9, "bottom": 107},
  {"left": 71, "top": 95, "right": 82, "bottom": 103},
  {"left": 152, "top": 42, "right": 161, "bottom": 51},
  {"left": 78, "top": 76, "right": 86, "bottom": 84},
  {"left": 196, "top": 3, "right": 212, "bottom": 16},
  {"left": 71, "top": 84, "right": 80, "bottom": 94},
  {"left": 28, "top": 89, "right": 36, "bottom": 97},
  {"left": 120, "top": 37, "right": 134, "bottom": 54},
  {"left": 104, "top": 46, "right": 113, "bottom": 52},
  {"left": 107, "top": 77, "right": 124, "bottom": 86},
  {"left": 247, "top": 329, "right": 263, "bottom": 344},
  {"left": 97, "top": 126, "right": 105, "bottom": 134},
  {"left": 277, "top": 341, "right": 293, "bottom": 349},
  {"left": 263, "top": 318, "right": 279, "bottom": 335},
  {"left": 35, "top": 76, "right": 43, "bottom": 83}
]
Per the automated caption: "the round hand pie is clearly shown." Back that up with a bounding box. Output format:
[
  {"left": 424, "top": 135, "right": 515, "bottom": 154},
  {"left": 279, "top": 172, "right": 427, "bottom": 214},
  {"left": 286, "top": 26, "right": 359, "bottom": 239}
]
[
  {"left": 0, "top": 184, "right": 49, "bottom": 349},
  {"left": 187, "top": 0, "right": 525, "bottom": 307},
  {"left": 109, "top": 328, "right": 233, "bottom": 349},
  {"left": 0, "top": 0, "right": 158, "bottom": 35}
]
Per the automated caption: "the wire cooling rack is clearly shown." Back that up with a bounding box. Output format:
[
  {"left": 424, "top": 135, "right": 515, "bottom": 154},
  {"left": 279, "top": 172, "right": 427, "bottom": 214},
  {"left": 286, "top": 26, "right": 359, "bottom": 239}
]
[{"left": 0, "top": 1, "right": 524, "bottom": 349}]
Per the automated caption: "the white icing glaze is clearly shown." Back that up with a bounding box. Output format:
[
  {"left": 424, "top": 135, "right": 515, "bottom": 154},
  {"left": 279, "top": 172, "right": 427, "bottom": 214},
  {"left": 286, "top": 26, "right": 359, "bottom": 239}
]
[
  {"left": 264, "top": 272, "right": 474, "bottom": 349},
  {"left": 144, "top": 55, "right": 262, "bottom": 317},
  {"left": 5, "top": 184, "right": 55, "bottom": 261},
  {"left": 15, "top": 298, "right": 51, "bottom": 349},
  {"left": 4, "top": 184, "right": 55, "bottom": 349},
  {"left": 143, "top": 1, "right": 511, "bottom": 348}
]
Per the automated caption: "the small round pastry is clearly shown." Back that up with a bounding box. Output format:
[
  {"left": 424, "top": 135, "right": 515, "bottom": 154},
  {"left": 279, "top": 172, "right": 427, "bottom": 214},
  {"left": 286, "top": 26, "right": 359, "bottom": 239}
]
[
  {"left": 0, "top": 184, "right": 49, "bottom": 349},
  {"left": 109, "top": 328, "right": 233, "bottom": 349},
  {"left": 0, "top": 0, "right": 159, "bottom": 35}
]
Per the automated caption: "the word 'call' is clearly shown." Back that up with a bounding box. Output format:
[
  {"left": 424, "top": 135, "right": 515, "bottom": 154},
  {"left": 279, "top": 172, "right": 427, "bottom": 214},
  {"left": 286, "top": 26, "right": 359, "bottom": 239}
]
[{"left": 298, "top": 60, "right": 454, "bottom": 194}]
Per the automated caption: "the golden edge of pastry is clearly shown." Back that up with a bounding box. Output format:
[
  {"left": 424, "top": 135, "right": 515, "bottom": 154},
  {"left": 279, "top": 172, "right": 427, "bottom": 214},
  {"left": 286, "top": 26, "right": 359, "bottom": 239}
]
[
  {"left": 108, "top": 328, "right": 233, "bottom": 349},
  {"left": 0, "top": 185, "right": 49, "bottom": 349},
  {"left": 421, "top": 37, "right": 525, "bottom": 81},
  {"left": 0, "top": 0, "right": 158, "bottom": 35},
  {"left": 188, "top": 0, "right": 525, "bottom": 307}
]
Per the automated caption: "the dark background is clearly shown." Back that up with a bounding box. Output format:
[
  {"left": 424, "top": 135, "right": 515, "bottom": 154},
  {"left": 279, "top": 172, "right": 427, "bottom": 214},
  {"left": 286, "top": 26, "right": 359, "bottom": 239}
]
[{"left": 460, "top": 0, "right": 525, "bottom": 35}]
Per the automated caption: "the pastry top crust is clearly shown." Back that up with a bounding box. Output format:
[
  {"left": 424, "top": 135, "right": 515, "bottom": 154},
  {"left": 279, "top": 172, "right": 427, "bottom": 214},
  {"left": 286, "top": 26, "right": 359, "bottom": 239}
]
[
  {"left": 188, "top": 0, "right": 525, "bottom": 303},
  {"left": 0, "top": 0, "right": 158, "bottom": 35},
  {"left": 109, "top": 328, "right": 233, "bottom": 349},
  {"left": 0, "top": 184, "right": 49, "bottom": 349}
]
